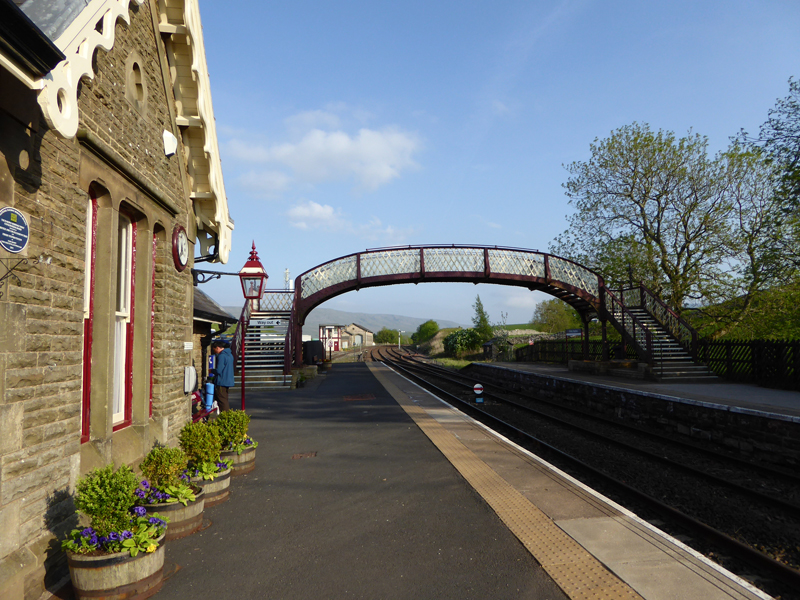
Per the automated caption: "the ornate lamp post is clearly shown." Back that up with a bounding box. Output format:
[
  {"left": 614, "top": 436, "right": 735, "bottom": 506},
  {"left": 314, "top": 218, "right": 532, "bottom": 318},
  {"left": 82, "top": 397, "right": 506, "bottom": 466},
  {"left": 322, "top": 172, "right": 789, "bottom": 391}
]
[{"left": 237, "top": 242, "right": 268, "bottom": 410}]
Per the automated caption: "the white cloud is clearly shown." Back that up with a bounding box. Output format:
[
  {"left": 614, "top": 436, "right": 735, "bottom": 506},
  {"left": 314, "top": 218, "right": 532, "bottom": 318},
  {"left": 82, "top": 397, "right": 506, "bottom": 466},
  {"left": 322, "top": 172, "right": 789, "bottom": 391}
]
[
  {"left": 238, "top": 170, "right": 291, "bottom": 198},
  {"left": 268, "top": 127, "right": 420, "bottom": 190},
  {"left": 285, "top": 203, "right": 415, "bottom": 244},
  {"left": 225, "top": 107, "right": 421, "bottom": 193},
  {"left": 284, "top": 110, "right": 341, "bottom": 133},
  {"left": 286, "top": 201, "right": 343, "bottom": 230}
]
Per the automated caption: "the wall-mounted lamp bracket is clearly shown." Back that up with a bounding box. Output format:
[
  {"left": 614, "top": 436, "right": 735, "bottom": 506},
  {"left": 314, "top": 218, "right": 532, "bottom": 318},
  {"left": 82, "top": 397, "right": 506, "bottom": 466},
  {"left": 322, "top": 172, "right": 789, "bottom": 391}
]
[{"left": 0, "top": 258, "right": 28, "bottom": 299}]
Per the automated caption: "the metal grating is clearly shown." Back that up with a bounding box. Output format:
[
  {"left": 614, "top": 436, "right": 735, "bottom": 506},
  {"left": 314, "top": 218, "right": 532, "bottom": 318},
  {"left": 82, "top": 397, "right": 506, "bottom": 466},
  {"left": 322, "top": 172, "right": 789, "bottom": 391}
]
[
  {"left": 548, "top": 256, "right": 600, "bottom": 297},
  {"left": 360, "top": 249, "right": 421, "bottom": 278},
  {"left": 259, "top": 291, "right": 294, "bottom": 312},
  {"left": 301, "top": 255, "right": 357, "bottom": 299},
  {"left": 423, "top": 247, "right": 483, "bottom": 272},
  {"left": 291, "top": 452, "right": 318, "bottom": 460},
  {"left": 488, "top": 249, "right": 546, "bottom": 277}
]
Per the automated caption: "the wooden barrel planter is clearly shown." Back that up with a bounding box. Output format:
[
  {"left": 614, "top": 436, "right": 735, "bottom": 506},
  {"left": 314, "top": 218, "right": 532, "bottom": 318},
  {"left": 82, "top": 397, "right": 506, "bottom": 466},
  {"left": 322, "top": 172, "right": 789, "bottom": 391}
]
[
  {"left": 66, "top": 535, "right": 165, "bottom": 600},
  {"left": 190, "top": 467, "right": 231, "bottom": 507},
  {"left": 143, "top": 487, "right": 205, "bottom": 541},
  {"left": 220, "top": 446, "right": 256, "bottom": 476}
]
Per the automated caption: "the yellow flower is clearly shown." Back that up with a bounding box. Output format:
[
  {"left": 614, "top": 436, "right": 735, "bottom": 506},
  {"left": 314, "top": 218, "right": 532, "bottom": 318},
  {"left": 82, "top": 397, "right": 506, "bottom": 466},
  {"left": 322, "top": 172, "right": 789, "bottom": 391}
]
[{"left": 145, "top": 543, "right": 157, "bottom": 553}]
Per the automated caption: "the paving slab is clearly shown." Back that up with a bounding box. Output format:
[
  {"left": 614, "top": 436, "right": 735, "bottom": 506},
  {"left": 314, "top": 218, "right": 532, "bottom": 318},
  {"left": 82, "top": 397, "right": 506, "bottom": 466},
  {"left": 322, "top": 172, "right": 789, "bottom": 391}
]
[{"left": 156, "top": 364, "right": 568, "bottom": 600}]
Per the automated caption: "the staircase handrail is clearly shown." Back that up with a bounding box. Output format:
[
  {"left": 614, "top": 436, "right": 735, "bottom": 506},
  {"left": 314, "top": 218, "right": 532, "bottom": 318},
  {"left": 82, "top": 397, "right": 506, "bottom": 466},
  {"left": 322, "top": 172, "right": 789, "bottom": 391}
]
[
  {"left": 231, "top": 299, "right": 252, "bottom": 363},
  {"left": 603, "top": 288, "right": 654, "bottom": 363},
  {"left": 283, "top": 314, "right": 293, "bottom": 375},
  {"left": 626, "top": 284, "right": 698, "bottom": 358}
]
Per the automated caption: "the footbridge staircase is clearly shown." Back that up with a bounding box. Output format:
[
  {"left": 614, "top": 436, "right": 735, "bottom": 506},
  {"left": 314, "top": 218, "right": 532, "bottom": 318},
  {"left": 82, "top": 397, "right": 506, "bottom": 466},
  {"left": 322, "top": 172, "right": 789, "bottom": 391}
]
[{"left": 231, "top": 291, "right": 294, "bottom": 391}]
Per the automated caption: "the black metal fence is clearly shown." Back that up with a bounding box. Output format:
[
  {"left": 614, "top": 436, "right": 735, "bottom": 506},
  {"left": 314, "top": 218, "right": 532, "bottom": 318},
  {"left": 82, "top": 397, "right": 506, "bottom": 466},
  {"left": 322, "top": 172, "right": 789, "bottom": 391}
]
[
  {"left": 696, "top": 339, "right": 800, "bottom": 390},
  {"left": 515, "top": 338, "right": 800, "bottom": 391},
  {"left": 514, "top": 340, "right": 639, "bottom": 363}
]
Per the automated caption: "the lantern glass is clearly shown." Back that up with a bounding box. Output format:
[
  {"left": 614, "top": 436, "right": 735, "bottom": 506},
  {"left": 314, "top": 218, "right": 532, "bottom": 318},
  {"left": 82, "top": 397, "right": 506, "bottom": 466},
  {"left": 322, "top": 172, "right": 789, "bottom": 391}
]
[{"left": 240, "top": 274, "right": 264, "bottom": 299}]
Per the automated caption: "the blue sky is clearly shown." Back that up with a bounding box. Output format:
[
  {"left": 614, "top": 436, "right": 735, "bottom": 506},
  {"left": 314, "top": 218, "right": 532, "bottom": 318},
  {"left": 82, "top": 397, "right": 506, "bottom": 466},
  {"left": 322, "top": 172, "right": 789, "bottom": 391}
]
[{"left": 197, "top": 0, "right": 800, "bottom": 327}]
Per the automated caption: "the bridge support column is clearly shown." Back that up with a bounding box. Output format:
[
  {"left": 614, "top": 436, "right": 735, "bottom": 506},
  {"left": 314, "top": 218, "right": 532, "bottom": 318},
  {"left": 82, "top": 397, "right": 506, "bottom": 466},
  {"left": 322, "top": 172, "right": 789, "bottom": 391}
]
[{"left": 294, "top": 321, "right": 303, "bottom": 368}]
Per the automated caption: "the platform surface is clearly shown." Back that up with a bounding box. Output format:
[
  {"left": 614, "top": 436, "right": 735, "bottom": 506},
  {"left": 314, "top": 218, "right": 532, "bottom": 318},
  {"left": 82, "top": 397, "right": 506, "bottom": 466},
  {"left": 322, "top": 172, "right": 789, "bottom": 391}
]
[
  {"left": 156, "top": 363, "right": 772, "bottom": 600},
  {"left": 489, "top": 361, "right": 800, "bottom": 419}
]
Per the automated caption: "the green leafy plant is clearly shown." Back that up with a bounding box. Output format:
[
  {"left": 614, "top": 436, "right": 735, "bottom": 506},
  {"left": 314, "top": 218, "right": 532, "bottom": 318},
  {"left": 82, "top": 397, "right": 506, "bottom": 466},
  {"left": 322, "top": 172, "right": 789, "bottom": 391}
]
[
  {"left": 140, "top": 445, "right": 188, "bottom": 489},
  {"left": 62, "top": 465, "right": 168, "bottom": 557},
  {"left": 188, "top": 458, "right": 233, "bottom": 481},
  {"left": 179, "top": 421, "right": 222, "bottom": 466},
  {"left": 74, "top": 464, "right": 138, "bottom": 535},
  {"left": 213, "top": 410, "right": 259, "bottom": 454}
]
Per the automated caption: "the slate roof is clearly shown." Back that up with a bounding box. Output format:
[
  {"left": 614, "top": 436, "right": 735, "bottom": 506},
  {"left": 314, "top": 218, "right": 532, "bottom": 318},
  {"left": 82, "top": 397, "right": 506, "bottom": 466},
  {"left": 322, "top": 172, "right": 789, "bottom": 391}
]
[{"left": 194, "top": 287, "right": 236, "bottom": 326}]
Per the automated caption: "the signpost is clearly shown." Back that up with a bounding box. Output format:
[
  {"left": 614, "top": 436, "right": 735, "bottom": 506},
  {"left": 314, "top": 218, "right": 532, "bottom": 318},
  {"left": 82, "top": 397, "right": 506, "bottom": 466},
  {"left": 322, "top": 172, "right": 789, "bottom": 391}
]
[{"left": 473, "top": 383, "right": 484, "bottom": 404}]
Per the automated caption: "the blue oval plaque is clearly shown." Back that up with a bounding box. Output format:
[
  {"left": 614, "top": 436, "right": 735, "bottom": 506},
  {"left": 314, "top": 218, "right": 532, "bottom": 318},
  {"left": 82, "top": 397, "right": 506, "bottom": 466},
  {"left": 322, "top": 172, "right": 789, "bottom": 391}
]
[{"left": 0, "top": 207, "right": 30, "bottom": 254}]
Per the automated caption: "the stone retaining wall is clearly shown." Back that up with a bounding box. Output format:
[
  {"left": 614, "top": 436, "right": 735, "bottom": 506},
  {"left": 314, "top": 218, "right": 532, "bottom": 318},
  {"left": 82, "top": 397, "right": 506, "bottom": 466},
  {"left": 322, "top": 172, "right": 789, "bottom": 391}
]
[{"left": 465, "top": 363, "right": 800, "bottom": 467}]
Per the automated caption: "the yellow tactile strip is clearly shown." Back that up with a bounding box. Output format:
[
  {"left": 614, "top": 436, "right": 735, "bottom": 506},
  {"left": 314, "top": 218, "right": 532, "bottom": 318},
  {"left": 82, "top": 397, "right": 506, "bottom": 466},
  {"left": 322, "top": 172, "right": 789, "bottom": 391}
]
[{"left": 370, "top": 364, "right": 644, "bottom": 600}]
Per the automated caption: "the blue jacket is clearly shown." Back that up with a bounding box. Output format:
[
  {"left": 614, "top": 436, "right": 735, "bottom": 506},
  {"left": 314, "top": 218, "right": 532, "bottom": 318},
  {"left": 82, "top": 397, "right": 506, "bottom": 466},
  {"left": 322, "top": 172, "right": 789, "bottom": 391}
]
[{"left": 214, "top": 348, "right": 235, "bottom": 387}]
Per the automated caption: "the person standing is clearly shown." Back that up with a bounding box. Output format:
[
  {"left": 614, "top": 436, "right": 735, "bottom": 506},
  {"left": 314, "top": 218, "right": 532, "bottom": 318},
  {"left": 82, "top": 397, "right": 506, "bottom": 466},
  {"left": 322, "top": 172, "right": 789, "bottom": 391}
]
[{"left": 210, "top": 340, "right": 234, "bottom": 411}]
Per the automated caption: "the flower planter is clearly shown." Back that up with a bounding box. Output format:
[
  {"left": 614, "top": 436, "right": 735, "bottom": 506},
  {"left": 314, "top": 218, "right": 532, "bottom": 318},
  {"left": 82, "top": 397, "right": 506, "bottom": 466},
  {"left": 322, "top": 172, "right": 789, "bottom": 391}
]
[
  {"left": 143, "top": 487, "right": 205, "bottom": 541},
  {"left": 66, "top": 535, "right": 165, "bottom": 600},
  {"left": 220, "top": 446, "right": 256, "bottom": 476},
  {"left": 190, "top": 467, "right": 231, "bottom": 507}
]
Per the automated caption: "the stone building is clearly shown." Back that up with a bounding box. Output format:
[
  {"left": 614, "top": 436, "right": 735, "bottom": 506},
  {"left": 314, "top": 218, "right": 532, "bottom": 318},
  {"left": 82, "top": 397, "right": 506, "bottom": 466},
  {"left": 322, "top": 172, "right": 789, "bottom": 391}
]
[
  {"left": 342, "top": 323, "right": 373, "bottom": 348},
  {"left": 0, "top": 1, "right": 233, "bottom": 598}
]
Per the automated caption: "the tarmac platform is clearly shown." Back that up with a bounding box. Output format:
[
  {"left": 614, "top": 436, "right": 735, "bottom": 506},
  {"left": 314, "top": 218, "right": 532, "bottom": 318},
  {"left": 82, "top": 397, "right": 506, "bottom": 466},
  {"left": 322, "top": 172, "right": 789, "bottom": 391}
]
[{"left": 154, "top": 362, "right": 775, "bottom": 600}]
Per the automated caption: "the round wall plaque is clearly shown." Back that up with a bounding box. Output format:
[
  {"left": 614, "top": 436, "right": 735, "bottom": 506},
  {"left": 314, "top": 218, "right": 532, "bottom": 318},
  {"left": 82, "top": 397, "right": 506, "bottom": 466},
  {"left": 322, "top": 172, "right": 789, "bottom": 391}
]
[{"left": 0, "top": 207, "right": 30, "bottom": 254}]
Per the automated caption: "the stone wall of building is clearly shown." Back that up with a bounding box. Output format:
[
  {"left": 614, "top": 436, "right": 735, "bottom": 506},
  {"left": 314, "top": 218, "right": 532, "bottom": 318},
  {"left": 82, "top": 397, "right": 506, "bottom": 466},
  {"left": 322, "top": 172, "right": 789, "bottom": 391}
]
[{"left": 0, "top": 2, "right": 197, "bottom": 598}]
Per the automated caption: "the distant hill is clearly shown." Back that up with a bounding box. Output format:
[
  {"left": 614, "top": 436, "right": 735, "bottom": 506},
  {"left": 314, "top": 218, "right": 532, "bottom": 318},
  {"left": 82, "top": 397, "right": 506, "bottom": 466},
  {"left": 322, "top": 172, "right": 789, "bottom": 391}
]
[{"left": 224, "top": 306, "right": 464, "bottom": 338}]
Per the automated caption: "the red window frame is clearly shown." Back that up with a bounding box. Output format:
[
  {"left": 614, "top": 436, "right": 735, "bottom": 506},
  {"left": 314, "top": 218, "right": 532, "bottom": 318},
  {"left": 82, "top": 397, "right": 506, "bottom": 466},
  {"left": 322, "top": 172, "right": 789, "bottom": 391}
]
[{"left": 81, "top": 195, "right": 98, "bottom": 443}]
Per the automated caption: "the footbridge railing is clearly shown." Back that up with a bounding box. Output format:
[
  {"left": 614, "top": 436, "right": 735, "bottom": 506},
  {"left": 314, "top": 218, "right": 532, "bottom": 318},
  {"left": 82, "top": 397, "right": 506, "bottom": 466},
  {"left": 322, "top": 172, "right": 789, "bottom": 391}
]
[{"left": 291, "top": 245, "right": 607, "bottom": 367}]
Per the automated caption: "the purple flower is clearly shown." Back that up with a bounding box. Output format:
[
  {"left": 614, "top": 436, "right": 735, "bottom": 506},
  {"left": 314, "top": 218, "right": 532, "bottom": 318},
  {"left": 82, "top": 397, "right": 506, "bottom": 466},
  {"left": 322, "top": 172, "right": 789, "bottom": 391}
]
[
  {"left": 121, "top": 530, "right": 133, "bottom": 540},
  {"left": 80, "top": 527, "right": 94, "bottom": 538},
  {"left": 107, "top": 531, "right": 121, "bottom": 542},
  {"left": 135, "top": 489, "right": 146, "bottom": 499},
  {"left": 149, "top": 517, "right": 166, "bottom": 527},
  {"left": 140, "top": 480, "right": 150, "bottom": 489},
  {"left": 98, "top": 535, "right": 108, "bottom": 545},
  {"left": 133, "top": 506, "right": 146, "bottom": 517}
]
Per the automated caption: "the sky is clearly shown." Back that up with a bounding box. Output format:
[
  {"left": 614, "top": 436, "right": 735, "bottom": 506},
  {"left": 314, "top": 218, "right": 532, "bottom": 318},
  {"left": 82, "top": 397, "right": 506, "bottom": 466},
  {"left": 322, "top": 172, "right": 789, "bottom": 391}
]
[{"left": 196, "top": 0, "right": 800, "bottom": 327}]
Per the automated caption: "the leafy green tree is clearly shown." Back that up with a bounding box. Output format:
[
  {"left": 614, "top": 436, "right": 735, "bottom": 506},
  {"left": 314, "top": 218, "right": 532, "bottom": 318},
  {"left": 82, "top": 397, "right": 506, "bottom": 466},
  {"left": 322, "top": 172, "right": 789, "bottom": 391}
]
[
  {"left": 739, "top": 77, "right": 800, "bottom": 274},
  {"left": 374, "top": 328, "right": 399, "bottom": 344},
  {"left": 472, "top": 295, "right": 493, "bottom": 342},
  {"left": 552, "top": 123, "right": 731, "bottom": 313},
  {"left": 530, "top": 298, "right": 581, "bottom": 333},
  {"left": 443, "top": 329, "right": 481, "bottom": 357},
  {"left": 411, "top": 320, "right": 439, "bottom": 344}
]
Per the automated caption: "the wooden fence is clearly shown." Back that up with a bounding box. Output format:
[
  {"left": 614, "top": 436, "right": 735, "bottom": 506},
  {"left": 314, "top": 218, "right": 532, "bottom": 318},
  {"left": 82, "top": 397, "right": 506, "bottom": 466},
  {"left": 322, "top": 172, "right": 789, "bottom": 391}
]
[{"left": 696, "top": 339, "right": 799, "bottom": 390}]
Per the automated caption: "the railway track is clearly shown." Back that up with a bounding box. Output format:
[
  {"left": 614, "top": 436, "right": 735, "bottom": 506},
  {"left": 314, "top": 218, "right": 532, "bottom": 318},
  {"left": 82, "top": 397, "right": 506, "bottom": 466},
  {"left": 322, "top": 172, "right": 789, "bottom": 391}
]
[{"left": 372, "top": 346, "right": 800, "bottom": 599}]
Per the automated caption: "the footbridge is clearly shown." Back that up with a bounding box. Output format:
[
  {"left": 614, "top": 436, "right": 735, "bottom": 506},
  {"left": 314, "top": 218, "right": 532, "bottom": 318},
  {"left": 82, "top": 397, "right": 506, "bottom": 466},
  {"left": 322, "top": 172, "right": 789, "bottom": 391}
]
[{"left": 231, "top": 245, "right": 708, "bottom": 382}]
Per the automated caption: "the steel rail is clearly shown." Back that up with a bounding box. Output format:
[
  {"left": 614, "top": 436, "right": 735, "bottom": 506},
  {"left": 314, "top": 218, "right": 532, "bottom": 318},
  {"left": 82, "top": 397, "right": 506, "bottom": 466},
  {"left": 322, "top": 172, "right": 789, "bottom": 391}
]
[{"left": 403, "top": 354, "right": 800, "bottom": 485}]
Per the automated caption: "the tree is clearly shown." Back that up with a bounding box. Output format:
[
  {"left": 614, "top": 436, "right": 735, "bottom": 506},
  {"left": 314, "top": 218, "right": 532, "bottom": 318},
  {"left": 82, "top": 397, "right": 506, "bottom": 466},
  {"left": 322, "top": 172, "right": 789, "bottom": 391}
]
[
  {"left": 530, "top": 298, "right": 581, "bottom": 333},
  {"left": 411, "top": 320, "right": 439, "bottom": 344},
  {"left": 443, "top": 329, "right": 481, "bottom": 357},
  {"left": 472, "top": 295, "right": 493, "bottom": 342},
  {"left": 374, "top": 328, "right": 398, "bottom": 344},
  {"left": 552, "top": 123, "right": 731, "bottom": 313},
  {"left": 739, "top": 77, "right": 800, "bottom": 272}
]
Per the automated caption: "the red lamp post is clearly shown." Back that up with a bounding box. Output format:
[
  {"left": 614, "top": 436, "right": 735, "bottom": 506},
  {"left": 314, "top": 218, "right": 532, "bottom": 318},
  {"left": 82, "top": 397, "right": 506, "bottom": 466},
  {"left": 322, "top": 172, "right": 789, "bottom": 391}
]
[{"left": 237, "top": 242, "right": 268, "bottom": 410}]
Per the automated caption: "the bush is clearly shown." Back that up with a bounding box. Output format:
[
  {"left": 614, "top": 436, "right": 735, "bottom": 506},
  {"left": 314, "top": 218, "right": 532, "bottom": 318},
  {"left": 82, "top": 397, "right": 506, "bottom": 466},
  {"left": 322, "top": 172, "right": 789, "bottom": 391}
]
[
  {"left": 443, "top": 328, "right": 481, "bottom": 357},
  {"left": 213, "top": 410, "right": 251, "bottom": 449},
  {"left": 140, "top": 445, "right": 188, "bottom": 489},
  {"left": 179, "top": 421, "right": 222, "bottom": 466},
  {"left": 74, "top": 464, "right": 138, "bottom": 536}
]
